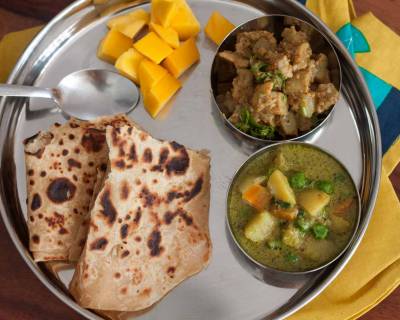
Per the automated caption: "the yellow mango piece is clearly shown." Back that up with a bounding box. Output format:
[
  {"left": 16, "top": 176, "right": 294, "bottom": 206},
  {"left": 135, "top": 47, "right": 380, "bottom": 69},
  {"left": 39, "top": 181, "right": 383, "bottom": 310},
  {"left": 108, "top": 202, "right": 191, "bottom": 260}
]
[
  {"left": 162, "top": 37, "right": 199, "bottom": 78},
  {"left": 115, "top": 48, "right": 145, "bottom": 84},
  {"left": 143, "top": 73, "right": 181, "bottom": 118},
  {"left": 97, "top": 29, "right": 133, "bottom": 63},
  {"left": 134, "top": 32, "right": 173, "bottom": 64},
  {"left": 115, "top": 19, "right": 147, "bottom": 39},
  {"left": 205, "top": 11, "right": 235, "bottom": 45},
  {"left": 151, "top": 0, "right": 178, "bottom": 27},
  {"left": 138, "top": 59, "right": 168, "bottom": 91},
  {"left": 149, "top": 22, "right": 180, "bottom": 49},
  {"left": 170, "top": 0, "right": 200, "bottom": 40},
  {"left": 107, "top": 9, "right": 150, "bottom": 29}
]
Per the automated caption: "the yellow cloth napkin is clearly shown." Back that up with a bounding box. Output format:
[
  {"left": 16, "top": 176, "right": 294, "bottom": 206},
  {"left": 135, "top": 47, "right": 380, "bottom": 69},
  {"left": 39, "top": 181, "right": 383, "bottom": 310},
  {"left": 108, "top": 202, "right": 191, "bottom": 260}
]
[{"left": 1, "top": 2, "right": 399, "bottom": 319}]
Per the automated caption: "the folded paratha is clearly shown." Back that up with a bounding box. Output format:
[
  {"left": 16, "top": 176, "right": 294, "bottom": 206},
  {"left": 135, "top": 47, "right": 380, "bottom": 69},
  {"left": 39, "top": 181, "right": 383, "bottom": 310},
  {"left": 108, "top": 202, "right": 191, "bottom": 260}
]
[
  {"left": 70, "top": 125, "right": 211, "bottom": 312},
  {"left": 24, "top": 115, "right": 132, "bottom": 262}
]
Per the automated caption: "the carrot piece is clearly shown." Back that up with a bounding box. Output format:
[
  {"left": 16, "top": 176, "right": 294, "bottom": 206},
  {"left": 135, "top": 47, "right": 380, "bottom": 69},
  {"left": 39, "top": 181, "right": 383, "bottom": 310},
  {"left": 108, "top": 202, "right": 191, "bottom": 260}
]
[
  {"left": 242, "top": 184, "right": 270, "bottom": 211},
  {"left": 333, "top": 197, "right": 354, "bottom": 215}
]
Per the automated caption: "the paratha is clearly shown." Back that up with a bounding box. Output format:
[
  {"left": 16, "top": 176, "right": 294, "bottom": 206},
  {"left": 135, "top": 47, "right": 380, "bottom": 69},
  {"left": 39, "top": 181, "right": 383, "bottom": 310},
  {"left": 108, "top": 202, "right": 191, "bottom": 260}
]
[
  {"left": 70, "top": 125, "right": 211, "bottom": 312},
  {"left": 24, "top": 115, "right": 132, "bottom": 262}
]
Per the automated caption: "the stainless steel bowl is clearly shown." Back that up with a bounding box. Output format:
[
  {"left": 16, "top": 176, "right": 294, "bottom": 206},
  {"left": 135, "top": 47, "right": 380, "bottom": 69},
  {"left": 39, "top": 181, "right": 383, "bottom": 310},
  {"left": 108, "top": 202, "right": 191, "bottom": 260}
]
[
  {"left": 226, "top": 142, "right": 361, "bottom": 287},
  {"left": 211, "top": 15, "right": 342, "bottom": 151}
]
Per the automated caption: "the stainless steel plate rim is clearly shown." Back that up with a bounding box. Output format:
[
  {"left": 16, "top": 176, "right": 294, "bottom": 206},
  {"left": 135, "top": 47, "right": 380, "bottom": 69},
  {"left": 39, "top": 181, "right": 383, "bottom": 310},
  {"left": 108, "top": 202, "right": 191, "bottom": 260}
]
[{"left": 0, "top": 0, "right": 381, "bottom": 319}]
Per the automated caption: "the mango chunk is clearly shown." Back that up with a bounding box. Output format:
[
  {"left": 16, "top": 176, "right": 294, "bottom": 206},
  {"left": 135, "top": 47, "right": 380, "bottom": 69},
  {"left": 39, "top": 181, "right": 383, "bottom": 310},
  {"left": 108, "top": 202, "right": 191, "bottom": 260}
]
[
  {"left": 134, "top": 32, "right": 173, "bottom": 64},
  {"left": 267, "top": 169, "right": 296, "bottom": 205},
  {"left": 115, "top": 19, "right": 147, "bottom": 39},
  {"left": 143, "top": 73, "right": 181, "bottom": 118},
  {"left": 138, "top": 59, "right": 168, "bottom": 91},
  {"left": 97, "top": 29, "right": 133, "bottom": 63},
  {"left": 107, "top": 9, "right": 150, "bottom": 29},
  {"left": 205, "top": 11, "right": 235, "bottom": 45},
  {"left": 242, "top": 184, "right": 270, "bottom": 212},
  {"left": 170, "top": 0, "right": 200, "bottom": 40},
  {"left": 162, "top": 37, "right": 199, "bottom": 78},
  {"left": 115, "top": 48, "right": 145, "bottom": 84},
  {"left": 150, "top": 22, "right": 180, "bottom": 49},
  {"left": 298, "top": 190, "right": 331, "bottom": 216},
  {"left": 151, "top": 0, "right": 178, "bottom": 27}
]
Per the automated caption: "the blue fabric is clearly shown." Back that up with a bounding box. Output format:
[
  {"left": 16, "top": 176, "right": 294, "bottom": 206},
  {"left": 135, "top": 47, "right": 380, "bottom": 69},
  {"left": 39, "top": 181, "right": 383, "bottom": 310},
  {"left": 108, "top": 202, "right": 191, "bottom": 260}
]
[
  {"left": 359, "top": 67, "right": 393, "bottom": 109},
  {"left": 377, "top": 88, "right": 400, "bottom": 154}
]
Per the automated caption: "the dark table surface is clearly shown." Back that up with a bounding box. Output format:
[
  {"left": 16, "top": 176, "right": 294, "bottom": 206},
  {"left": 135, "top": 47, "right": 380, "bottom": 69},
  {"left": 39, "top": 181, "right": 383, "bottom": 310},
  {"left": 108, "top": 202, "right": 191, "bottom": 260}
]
[{"left": 0, "top": 0, "right": 399, "bottom": 319}]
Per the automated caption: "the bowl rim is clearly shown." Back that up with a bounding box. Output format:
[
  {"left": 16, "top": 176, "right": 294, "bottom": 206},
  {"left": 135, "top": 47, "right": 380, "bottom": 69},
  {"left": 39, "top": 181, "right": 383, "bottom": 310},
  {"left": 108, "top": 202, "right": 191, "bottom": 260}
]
[
  {"left": 225, "top": 141, "right": 362, "bottom": 275},
  {"left": 210, "top": 14, "right": 343, "bottom": 144}
]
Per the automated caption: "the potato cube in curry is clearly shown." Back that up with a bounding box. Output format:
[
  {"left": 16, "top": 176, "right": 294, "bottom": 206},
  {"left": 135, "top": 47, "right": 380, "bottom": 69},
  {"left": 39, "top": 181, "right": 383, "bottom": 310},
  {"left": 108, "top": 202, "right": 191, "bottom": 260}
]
[
  {"left": 244, "top": 211, "right": 277, "bottom": 242},
  {"left": 298, "top": 189, "right": 331, "bottom": 216},
  {"left": 267, "top": 169, "right": 296, "bottom": 205}
]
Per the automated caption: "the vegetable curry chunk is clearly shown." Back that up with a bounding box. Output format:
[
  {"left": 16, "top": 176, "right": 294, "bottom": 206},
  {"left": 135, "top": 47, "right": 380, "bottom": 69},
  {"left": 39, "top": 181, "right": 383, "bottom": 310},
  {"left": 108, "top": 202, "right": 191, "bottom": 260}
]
[{"left": 228, "top": 144, "right": 358, "bottom": 272}]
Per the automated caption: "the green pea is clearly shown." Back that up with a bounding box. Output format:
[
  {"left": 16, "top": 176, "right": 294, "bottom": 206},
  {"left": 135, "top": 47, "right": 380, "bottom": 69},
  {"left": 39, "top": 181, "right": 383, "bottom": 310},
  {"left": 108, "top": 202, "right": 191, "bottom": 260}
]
[
  {"left": 312, "top": 224, "right": 329, "bottom": 240},
  {"left": 315, "top": 180, "right": 334, "bottom": 194},
  {"left": 289, "top": 171, "right": 308, "bottom": 189},
  {"left": 285, "top": 252, "right": 299, "bottom": 263}
]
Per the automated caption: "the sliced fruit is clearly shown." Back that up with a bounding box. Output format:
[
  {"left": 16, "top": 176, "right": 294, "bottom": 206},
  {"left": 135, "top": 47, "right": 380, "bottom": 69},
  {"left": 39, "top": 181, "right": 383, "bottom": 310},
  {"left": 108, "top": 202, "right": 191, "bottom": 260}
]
[
  {"left": 143, "top": 72, "right": 181, "bottom": 118},
  {"left": 150, "top": 22, "right": 180, "bottom": 49},
  {"left": 115, "top": 48, "right": 145, "bottom": 84},
  {"left": 267, "top": 169, "right": 296, "bottom": 205},
  {"left": 97, "top": 29, "right": 133, "bottom": 63},
  {"left": 151, "top": 0, "right": 178, "bottom": 27},
  {"left": 162, "top": 37, "right": 199, "bottom": 78},
  {"left": 115, "top": 19, "right": 147, "bottom": 39},
  {"left": 138, "top": 59, "right": 168, "bottom": 91},
  {"left": 107, "top": 9, "right": 150, "bottom": 29},
  {"left": 298, "top": 189, "right": 331, "bottom": 216},
  {"left": 169, "top": 0, "right": 200, "bottom": 40},
  {"left": 134, "top": 32, "right": 173, "bottom": 64},
  {"left": 244, "top": 211, "right": 276, "bottom": 242},
  {"left": 205, "top": 11, "right": 235, "bottom": 45},
  {"left": 242, "top": 184, "right": 270, "bottom": 212}
]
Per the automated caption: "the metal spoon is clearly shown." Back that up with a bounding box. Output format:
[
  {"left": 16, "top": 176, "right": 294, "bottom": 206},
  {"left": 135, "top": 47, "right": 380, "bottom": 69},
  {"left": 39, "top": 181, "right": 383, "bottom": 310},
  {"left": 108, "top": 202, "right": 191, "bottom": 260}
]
[{"left": 0, "top": 69, "right": 140, "bottom": 120}]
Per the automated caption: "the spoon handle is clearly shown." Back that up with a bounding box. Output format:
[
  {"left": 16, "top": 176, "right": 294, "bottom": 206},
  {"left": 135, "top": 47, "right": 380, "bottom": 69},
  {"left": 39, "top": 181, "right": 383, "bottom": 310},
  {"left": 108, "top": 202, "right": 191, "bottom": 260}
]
[{"left": 0, "top": 84, "right": 55, "bottom": 99}]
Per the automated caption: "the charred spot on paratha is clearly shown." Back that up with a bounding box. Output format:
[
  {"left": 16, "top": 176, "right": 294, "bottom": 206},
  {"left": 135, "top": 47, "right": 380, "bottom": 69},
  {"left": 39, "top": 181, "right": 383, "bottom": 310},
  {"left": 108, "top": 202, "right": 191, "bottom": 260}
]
[
  {"left": 170, "top": 141, "right": 184, "bottom": 151},
  {"left": 59, "top": 227, "right": 68, "bottom": 234},
  {"left": 32, "top": 235, "right": 40, "bottom": 244},
  {"left": 128, "top": 144, "right": 137, "bottom": 161},
  {"left": 166, "top": 148, "right": 190, "bottom": 176},
  {"left": 159, "top": 148, "right": 169, "bottom": 165},
  {"left": 139, "top": 187, "right": 160, "bottom": 208},
  {"left": 81, "top": 128, "right": 106, "bottom": 153},
  {"left": 147, "top": 230, "right": 164, "bottom": 257},
  {"left": 121, "top": 250, "right": 130, "bottom": 258},
  {"left": 184, "top": 177, "right": 203, "bottom": 202},
  {"left": 47, "top": 178, "right": 76, "bottom": 203},
  {"left": 167, "top": 266, "right": 176, "bottom": 278},
  {"left": 143, "top": 148, "right": 153, "bottom": 163},
  {"left": 62, "top": 149, "right": 69, "bottom": 156},
  {"left": 100, "top": 189, "right": 117, "bottom": 225},
  {"left": 45, "top": 212, "right": 65, "bottom": 229},
  {"left": 67, "top": 158, "right": 82, "bottom": 169},
  {"left": 40, "top": 171, "right": 46, "bottom": 177},
  {"left": 134, "top": 207, "right": 142, "bottom": 224},
  {"left": 120, "top": 224, "right": 129, "bottom": 239},
  {"left": 120, "top": 181, "right": 130, "bottom": 200},
  {"left": 180, "top": 211, "right": 193, "bottom": 226},
  {"left": 28, "top": 169, "right": 34, "bottom": 176},
  {"left": 114, "top": 159, "right": 126, "bottom": 169},
  {"left": 31, "top": 193, "right": 42, "bottom": 211},
  {"left": 90, "top": 237, "right": 108, "bottom": 250}
]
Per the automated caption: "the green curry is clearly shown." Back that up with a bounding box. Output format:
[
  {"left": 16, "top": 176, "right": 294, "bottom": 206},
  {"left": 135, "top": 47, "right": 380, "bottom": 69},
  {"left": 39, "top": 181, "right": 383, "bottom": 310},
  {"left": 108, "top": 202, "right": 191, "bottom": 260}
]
[{"left": 228, "top": 144, "right": 358, "bottom": 272}]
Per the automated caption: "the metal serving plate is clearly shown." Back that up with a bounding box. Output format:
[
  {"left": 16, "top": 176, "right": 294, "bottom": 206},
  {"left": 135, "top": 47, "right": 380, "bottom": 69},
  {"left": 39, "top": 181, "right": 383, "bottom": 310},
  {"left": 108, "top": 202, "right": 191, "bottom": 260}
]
[{"left": 0, "top": 0, "right": 381, "bottom": 319}]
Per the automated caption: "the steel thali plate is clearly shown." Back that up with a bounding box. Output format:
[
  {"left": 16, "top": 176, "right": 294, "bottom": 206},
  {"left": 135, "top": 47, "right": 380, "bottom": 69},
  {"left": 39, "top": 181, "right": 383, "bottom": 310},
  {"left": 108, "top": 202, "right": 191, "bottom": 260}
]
[{"left": 0, "top": 0, "right": 381, "bottom": 319}]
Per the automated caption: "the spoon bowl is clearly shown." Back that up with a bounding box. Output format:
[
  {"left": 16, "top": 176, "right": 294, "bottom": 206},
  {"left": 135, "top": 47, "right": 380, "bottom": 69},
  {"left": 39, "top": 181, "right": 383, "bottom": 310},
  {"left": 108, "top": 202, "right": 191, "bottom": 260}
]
[{"left": 0, "top": 69, "right": 140, "bottom": 120}]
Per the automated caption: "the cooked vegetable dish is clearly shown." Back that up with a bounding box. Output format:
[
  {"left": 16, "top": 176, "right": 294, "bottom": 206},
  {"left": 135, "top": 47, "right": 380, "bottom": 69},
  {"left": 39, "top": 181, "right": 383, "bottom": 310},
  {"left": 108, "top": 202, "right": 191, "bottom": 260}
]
[
  {"left": 216, "top": 23, "right": 339, "bottom": 139},
  {"left": 228, "top": 144, "right": 358, "bottom": 272}
]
